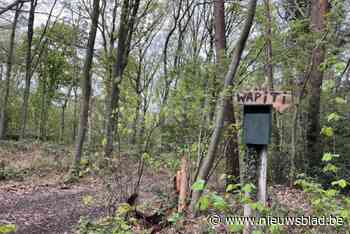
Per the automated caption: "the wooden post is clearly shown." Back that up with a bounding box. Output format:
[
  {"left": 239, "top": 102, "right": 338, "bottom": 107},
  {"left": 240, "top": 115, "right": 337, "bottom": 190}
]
[
  {"left": 243, "top": 145, "right": 259, "bottom": 234},
  {"left": 258, "top": 146, "right": 268, "bottom": 205},
  {"left": 237, "top": 90, "right": 293, "bottom": 234},
  {"left": 243, "top": 192, "right": 253, "bottom": 234}
]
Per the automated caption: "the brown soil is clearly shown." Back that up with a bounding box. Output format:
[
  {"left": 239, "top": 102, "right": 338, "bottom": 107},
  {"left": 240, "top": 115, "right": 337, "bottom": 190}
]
[
  {"left": 0, "top": 142, "right": 173, "bottom": 234},
  {"left": 0, "top": 181, "right": 106, "bottom": 234}
]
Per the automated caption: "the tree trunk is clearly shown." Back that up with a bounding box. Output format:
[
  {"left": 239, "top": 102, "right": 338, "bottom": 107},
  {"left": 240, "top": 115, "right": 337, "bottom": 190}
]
[
  {"left": 290, "top": 100, "right": 299, "bottom": 185},
  {"left": 213, "top": 0, "right": 240, "bottom": 186},
  {"left": 72, "top": 0, "right": 100, "bottom": 173},
  {"left": 20, "top": 0, "right": 37, "bottom": 139},
  {"left": 131, "top": 94, "right": 141, "bottom": 145},
  {"left": 189, "top": 0, "right": 257, "bottom": 215},
  {"left": 223, "top": 103, "right": 240, "bottom": 185},
  {"left": 305, "top": 0, "right": 328, "bottom": 175},
  {"left": 60, "top": 104, "right": 66, "bottom": 142},
  {"left": 262, "top": 0, "right": 279, "bottom": 186},
  {"left": 178, "top": 155, "right": 189, "bottom": 213},
  {"left": 104, "top": 0, "right": 141, "bottom": 158},
  {"left": 0, "top": 5, "right": 21, "bottom": 139},
  {"left": 72, "top": 87, "right": 78, "bottom": 142},
  {"left": 60, "top": 87, "right": 72, "bottom": 143},
  {"left": 0, "top": 0, "right": 26, "bottom": 15},
  {"left": 263, "top": 0, "right": 274, "bottom": 89},
  {"left": 39, "top": 76, "right": 47, "bottom": 140}
]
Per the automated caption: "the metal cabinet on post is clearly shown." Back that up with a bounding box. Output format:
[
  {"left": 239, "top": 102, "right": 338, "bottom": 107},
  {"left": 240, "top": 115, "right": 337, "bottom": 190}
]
[{"left": 243, "top": 105, "right": 272, "bottom": 145}]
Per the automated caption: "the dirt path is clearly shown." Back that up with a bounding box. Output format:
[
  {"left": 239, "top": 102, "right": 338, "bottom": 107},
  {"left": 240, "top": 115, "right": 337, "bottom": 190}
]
[
  {"left": 0, "top": 142, "right": 173, "bottom": 234},
  {"left": 0, "top": 182, "right": 106, "bottom": 234}
]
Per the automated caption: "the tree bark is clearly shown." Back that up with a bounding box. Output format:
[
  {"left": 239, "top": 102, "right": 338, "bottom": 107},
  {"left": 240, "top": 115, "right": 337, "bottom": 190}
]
[
  {"left": 20, "top": 0, "right": 37, "bottom": 139},
  {"left": 213, "top": 0, "right": 240, "bottom": 186},
  {"left": 178, "top": 155, "right": 189, "bottom": 213},
  {"left": 72, "top": 87, "right": 78, "bottom": 141},
  {"left": 263, "top": 0, "right": 274, "bottom": 90},
  {"left": 305, "top": 0, "right": 329, "bottom": 175},
  {"left": 189, "top": 0, "right": 257, "bottom": 215},
  {"left": 262, "top": 0, "right": 279, "bottom": 186},
  {"left": 104, "top": 0, "right": 140, "bottom": 158},
  {"left": 0, "top": 4, "right": 21, "bottom": 139},
  {"left": 72, "top": 0, "right": 100, "bottom": 173},
  {"left": 60, "top": 86, "right": 72, "bottom": 143},
  {"left": 39, "top": 74, "right": 47, "bottom": 140}
]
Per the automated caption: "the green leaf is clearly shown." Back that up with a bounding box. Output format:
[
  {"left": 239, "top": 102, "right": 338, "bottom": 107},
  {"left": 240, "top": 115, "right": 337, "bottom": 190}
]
[
  {"left": 250, "top": 201, "right": 266, "bottom": 213},
  {"left": 322, "top": 153, "right": 333, "bottom": 162},
  {"left": 252, "top": 231, "right": 263, "bottom": 234},
  {"left": 167, "top": 212, "right": 184, "bottom": 224},
  {"left": 120, "top": 221, "right": 131, "bottom": 231},
  {"left": 335, "top": 62, "right": 346, "bottom": 74},
  {"left": 340, "top": 209, "right": 350, "bottom": 219},
  {"left": 331, "top": 179, "right": 348, "bottom": 188},
  {"left": 192, "top": 179, "right": 206, "bottom": 191},
  {"left": 0, "top": 224, "right": 16, "bottom": 234},
  {"left": 323, "top": 163, "right": 338, "bottom": 173},
  {"left": 312, "top": 199, "right": 321, "bottom": 206},
  {"left": 80, "top": 159, "right": 89, "bottom": 166},
  {"left": 321, "top": 127, "right": 334, "bottom": 137},
  {"left": 335, "top": 97, "right": 346, "bottom": 104},
  {"left": 320, "top": 62, "right": 327, "bottom": 71},
  {"left": 345, "top": 197, "right": 350, "bottom": 206},
  {"left": 242, "top": 183, "right": 255, "bottom": 193},
  {"left": 211, "top": 193, "right": 228, "bottom": 210},
  {"left": 327, "top": 112, "right": 341, "bottom": 122},
  {"left": 228, "top": 223, "right": 244, "bottom": 232},
  {"left": 269, "top": 224, "right": 282, "bottom": 234},
  {"left": 82, "top": 195, "right": 94, "bottom": 206},
  {"left": 198, "top": 195, "right": 210, "bottom": 211},
  {"left": 226, "top": 183, "right": 240, "bottom": 192},
  {"left": 116, "top": 203, "right": 132, "bottom": 215},
  {"left": 324, "top": 189, "right": 338, "bottom": 197},
  {"left": 322, "top": 79, "right": 335, "bottom": 90},
  {"left": 240, "top": 194, "right": 253, "bottom": 204}
]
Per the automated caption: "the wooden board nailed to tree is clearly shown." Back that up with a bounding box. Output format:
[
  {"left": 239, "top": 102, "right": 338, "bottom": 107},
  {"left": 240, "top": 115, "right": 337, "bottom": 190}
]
[{"left": 235, "top": 90, "right": 293, "bottom": 112}]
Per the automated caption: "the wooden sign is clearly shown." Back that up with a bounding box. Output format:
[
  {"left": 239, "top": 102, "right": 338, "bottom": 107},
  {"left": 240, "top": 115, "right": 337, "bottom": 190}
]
[{"left": 235, "top": 90, "right": 293, "bottom": 112}]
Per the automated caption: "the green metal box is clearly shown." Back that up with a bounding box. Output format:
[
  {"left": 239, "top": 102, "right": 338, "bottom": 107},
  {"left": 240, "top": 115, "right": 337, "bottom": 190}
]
[{"left": 243, "top": 105, "right": 272, "bottom": 145}]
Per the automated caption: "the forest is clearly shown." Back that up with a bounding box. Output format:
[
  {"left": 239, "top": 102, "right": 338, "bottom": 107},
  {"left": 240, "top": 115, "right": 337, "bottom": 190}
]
[{"left": 0, "top": 0, "right": 349, "bottom": 233}]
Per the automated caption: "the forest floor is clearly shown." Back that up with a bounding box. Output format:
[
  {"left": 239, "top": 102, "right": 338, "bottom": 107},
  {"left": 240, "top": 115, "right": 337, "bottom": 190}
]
[
  {"left": 0, "top": 179, "right": 105, "bottom": 234},
  {"left": 0, "top": 141, "right": 346, "bottom": 234},
  {"left": 0, "top": 141, "right": 176, "bottom": 234}
]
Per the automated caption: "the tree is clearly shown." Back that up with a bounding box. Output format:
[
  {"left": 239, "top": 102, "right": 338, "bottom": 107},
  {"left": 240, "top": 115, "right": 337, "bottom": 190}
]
[
  {"left": 19, "top": 0, "right": 37, "bottom": 138},
  {"left": 104, "top": 0, "right": 141, "bottom": 158},
  {"left": 0, "top": 0, "right": 29, "bottom": 15},
  {"left": 0, "top": 3, "right": 22, "bottom": 139},
  {"left": 305, "top": 0, "right": 329, "bottom": 175},
  {"left": 189, "top": 0, "right": 258, "bottom": 215},
  {"left": 214, "top": 0, "right": 240, "bottom": 186},
  {"left": 72, "top": 0, "right": 100, "bottom": 174}
]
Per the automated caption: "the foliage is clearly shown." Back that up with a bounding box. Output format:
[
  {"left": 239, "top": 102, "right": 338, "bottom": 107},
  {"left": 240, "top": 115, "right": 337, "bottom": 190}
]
[
  {"left": 78, "top": 216, "right": 132, "bottom": 234},
  {"left": 0, "top": 224, "right": 16, "bottom": 234},
  {"left": 295, "top": 152, "right": 350, "bottom": 232},
  {"left": 0, "top": 162, "right": 26, "bottom": 181}
]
